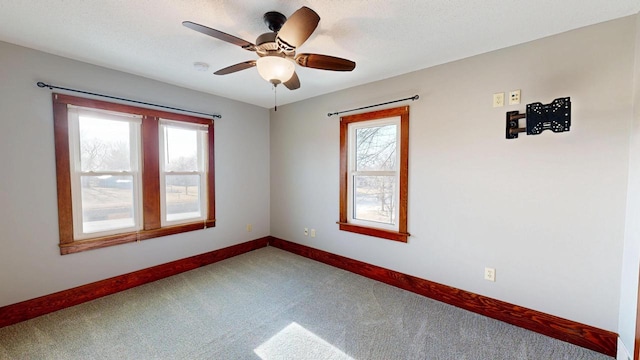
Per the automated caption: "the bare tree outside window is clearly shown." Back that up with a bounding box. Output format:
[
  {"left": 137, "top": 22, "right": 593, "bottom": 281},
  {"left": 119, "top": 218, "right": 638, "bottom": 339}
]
[
  {"left": 76, "top": 116, "right": 137, "bottom": 234},
  {"left": 354, "top": 124, "right": 397, "bottom": 225},
  {"left": 356, "top": 125, "right": 396, "bottom": 171}
]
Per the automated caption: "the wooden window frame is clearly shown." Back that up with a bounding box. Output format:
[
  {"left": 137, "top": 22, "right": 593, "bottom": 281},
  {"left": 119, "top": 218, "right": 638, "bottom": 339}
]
[
  {"left": 158, "top": 119, "right": 209, "bottom": 227},
  {"left": 66, "top": 107, "right": 144, "bottom": 240},
  {"left": 338, "top": 106, "right": 410, "bottom": 242},
  {"left": 53, "top": 93, "right": 215, "bottom": 255}
]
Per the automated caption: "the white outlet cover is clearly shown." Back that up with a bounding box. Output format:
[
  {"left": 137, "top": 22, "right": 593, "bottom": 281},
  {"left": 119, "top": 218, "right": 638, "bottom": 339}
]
[
  {"left": 493, "top": 92, "right": 505, "bottom": 108},
  {"left": 484, "top": 267, "right": 496, "bottom": 282}
]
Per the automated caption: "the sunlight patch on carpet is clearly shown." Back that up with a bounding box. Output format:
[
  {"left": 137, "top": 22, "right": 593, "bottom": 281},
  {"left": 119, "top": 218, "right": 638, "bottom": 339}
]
[{"left": 254, "top": 322, "right": 353, "bottom": 360}]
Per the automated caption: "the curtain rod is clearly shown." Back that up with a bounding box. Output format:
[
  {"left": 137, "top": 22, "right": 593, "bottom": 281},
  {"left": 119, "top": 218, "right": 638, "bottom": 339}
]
[
  {"left": 36, "top": 82, "right": 222, "bottom": 119},
  {"left": 327, "top": 95, "right": 419, "bottom": 117}
]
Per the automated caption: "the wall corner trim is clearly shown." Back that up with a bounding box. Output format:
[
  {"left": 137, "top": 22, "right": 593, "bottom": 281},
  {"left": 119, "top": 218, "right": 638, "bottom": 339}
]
[
  {"left": 617, "top": 337, "right": 632, "bottom": 360},
  {"left": 0, "top": 237, "right": 269, "bottom": 328},
  {"left": 267, "top": 236, "right": 618, "bottom": 357}
]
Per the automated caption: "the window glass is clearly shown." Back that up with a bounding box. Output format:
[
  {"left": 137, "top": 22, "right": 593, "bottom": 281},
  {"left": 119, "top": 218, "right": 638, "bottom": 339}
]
[
  {"left": 159, "top": 121, "right": 207, "bottom": 225},
  {"left": 81, "top": 175, "right": 136, "bottom": 233},
  {"left": 355, "top": 124, "right": 397, "bottom": 172},
  {"left": 70, "top": 108, "right": 141, "bottom": 239},
  {"left": 163, "top": 126, "right": 199, "bottom": 172},
  {"left": 353, "top": 175, "right": 397, "bottom": 225},
  {"left": 79, "top": 116, "right": 132, "bottom": 172},
  {"left": 165, "top": 174, "right": 202, "bottom": 221},
  {"left": 348, "top": 118, "right": 400, "bottom": 231}
]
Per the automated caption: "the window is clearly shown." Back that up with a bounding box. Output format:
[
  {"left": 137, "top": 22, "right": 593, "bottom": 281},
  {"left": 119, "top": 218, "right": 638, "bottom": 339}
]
[
  {"left": 53, "top": 94, "right": 215, "bottom": 254},
  {"left": 338, "top": 106, "right": 409, "bottom": 242},
  {"left": 159, "top": 120, "right": 208, "bottom": 226},
  {"left": 68, "top": 107, "right": 142, "bottom": 239}
]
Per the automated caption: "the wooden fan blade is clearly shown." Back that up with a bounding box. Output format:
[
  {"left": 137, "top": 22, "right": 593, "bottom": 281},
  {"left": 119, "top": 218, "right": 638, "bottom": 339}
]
[
  {"left": 276, "top": 7, "right": 320, "bottom": 50},
  {"left": 214, "top": 60, "right": 257, "bottom": 75},
  {"left": 295, "top": 53, "right": 356, "bottom": 71},
  {"left": 284, "top": 71, "right": 300, "bottom": 90},
  {"left": 183, "top": 21, "right": 255, "bottom": 51}
]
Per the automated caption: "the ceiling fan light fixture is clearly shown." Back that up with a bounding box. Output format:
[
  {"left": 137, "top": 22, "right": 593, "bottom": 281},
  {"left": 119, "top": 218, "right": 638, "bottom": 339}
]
[{"left": 256, "top": 56, "right": 295, "bottom": 85}]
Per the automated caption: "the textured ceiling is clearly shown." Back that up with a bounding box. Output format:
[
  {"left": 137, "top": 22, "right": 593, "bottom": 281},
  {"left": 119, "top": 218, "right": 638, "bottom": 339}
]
[{"left": 0, "top": 1, "right": 638, "bottom": 108}]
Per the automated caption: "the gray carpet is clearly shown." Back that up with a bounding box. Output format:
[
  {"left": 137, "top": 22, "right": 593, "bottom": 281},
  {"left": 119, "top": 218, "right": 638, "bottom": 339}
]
[{"left": 0, "top": 246, "right": 613, "bottom": 359}]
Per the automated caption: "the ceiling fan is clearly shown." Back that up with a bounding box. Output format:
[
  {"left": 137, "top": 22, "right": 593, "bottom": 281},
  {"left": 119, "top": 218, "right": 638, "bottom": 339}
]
[{"left": 183, "top": 6, "right": 356, "bottom": 91}]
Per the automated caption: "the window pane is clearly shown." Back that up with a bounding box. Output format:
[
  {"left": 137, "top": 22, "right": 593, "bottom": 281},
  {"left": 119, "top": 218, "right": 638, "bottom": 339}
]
[
  {"left": 356, "top": 124, "right": 397, "bottom": 171},
  {"left": 164, "top": 127, "right": 199, "bottom": 172},
  {"left": 79, "top": 116, "right": 132, "bottom": 172},
  {"left": 165, "top": 174, "right": 201, "bottom": 221},
  {"left": 81, "top": 175, "right": 135, "bottom": 233},
  {"left": 353, "top": 175, "right": 396, "bottom": 225}
]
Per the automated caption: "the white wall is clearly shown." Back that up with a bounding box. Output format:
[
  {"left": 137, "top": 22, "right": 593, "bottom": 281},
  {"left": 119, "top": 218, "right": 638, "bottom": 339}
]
[
  {"left": 271, "top": 16, "right": 636, "bottom": 332},
  {"left": 0, "top": 41, "right": 270, "bottom": 307},
  {"left": 619, "top": 12, "right": 640, "bottom": 359}
]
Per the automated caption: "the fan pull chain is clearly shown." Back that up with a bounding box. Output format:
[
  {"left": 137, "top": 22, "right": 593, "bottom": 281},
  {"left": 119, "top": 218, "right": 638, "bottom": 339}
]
[{"left": 274, "top": 84, "right": 278, "bottom": 112}]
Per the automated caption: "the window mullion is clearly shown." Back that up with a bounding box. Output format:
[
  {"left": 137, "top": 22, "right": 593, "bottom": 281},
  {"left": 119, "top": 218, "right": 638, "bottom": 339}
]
[{"left": 142, "top": 116, "right": 161, "bottom": 230}]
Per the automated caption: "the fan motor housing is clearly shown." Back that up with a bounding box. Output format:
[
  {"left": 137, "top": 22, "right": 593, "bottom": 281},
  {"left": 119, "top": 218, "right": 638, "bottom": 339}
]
[
  {"left": 255, "top": 32, "right": 279, "bottom": 55},
  {"left": 263, "top": 11, "right": 286, "bottom": 32}
]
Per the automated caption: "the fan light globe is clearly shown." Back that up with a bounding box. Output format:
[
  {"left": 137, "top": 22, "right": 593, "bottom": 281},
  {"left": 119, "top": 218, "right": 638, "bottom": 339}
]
[{"left": 256, "top": 56, "right": 295, "bottom": 85}]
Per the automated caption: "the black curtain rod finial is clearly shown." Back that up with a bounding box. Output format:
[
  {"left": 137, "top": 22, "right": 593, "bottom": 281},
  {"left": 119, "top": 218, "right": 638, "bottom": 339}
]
[{"left": 37, "top": 82, "right": 53, "bottom": 90}]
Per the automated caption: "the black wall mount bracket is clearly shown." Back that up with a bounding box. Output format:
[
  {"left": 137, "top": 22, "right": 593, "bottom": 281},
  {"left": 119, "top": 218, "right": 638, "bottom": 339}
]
[{"left": 506, "top": 97, "right": 571, "bottom": 139}]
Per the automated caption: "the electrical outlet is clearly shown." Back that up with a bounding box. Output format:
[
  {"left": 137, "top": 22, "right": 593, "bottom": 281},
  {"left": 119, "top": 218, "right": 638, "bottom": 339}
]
[
  {"left": 509, "top": 89, "right": 521, "bottom": 105},
  {"left": 310, "top": 229, "right": 316, "bottom": 237},
  {"left": 484, "top": 267, "right": 496, "bottom": 282},
  {"left": 246, "top": 224, "right": 252, "bottom": 232},
  {"left": 493, "top": 92, "right": 505, "bottom": 108},
  {"left": 304, "top": 228, "right": 309, "bottom": 236}
]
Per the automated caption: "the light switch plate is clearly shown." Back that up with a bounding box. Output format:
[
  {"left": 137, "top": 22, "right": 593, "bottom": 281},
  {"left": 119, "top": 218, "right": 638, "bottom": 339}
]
[{"left": 509, "top": 89, "right": 521, "bottom": 105}]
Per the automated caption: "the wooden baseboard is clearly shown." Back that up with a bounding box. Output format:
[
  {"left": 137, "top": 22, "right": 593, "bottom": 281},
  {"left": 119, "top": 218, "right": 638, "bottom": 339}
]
[
  {"left": 1, "top": 235, "right": 617, "bottom": 356},
  {"left": 0, "top": 237, "right": 269, "bottom": 328},
  {"left": 268, "top": 236, "right": 617, "bottom": 357}
]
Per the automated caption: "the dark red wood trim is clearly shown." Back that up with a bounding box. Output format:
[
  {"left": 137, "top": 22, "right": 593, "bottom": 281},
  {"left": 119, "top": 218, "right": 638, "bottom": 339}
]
[
  {"left": 338, "top": 106, "right": 410, "bottom": 242},
  {"left": 0, "top": 237, "right": 269, "bottom": 328},
  {"left": 52, "top": 96, "right": 74, "bottom": 245},
  {"left": 340, "top": 106, "right": 410, "bottom": 124},
  {"left": 398, "top": 107, "right": 409, "bottom": 235},
  {"left": 339, "top": 118, "right": 348, "bottom": 224},
  {"left": 337, "top": 222, "right": 408, "bottom": 242},
  {"left": 142, "top": 116, "right": 161, "bottom": 230},
  {"left": 268, "top": 237, "right": 617, "bottom": 357},
  {"left": 636, "top": 268, "right": 640, "bottom": 360},
  {"left": 60, "top": 222, "right": 219, "bottom": 255},
  {"left": 206, "top": 121, "right": 216, "bottom": 226},
  {"left": 53, "top": 93, "right": 211, "bottom": 124}
]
